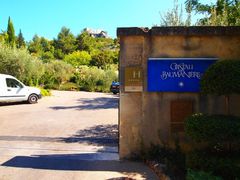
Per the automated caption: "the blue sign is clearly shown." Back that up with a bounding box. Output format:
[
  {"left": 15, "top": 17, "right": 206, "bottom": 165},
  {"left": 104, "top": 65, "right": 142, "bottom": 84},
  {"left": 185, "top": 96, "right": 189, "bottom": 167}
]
[{"left": 147, "top": 58, "right": 217, "bottom": 92}]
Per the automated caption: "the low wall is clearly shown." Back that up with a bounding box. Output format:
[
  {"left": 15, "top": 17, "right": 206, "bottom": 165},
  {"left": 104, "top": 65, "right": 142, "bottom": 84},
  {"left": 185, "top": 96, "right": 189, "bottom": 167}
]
[{"left": 117, "top": 26, "right": 240, "bottom": 159}]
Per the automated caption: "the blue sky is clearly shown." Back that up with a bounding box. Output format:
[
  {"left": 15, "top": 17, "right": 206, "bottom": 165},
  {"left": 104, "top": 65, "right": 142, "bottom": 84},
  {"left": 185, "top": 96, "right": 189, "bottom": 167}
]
[{"left": 0, "top": 0, "right": 214, "bottom": 41}]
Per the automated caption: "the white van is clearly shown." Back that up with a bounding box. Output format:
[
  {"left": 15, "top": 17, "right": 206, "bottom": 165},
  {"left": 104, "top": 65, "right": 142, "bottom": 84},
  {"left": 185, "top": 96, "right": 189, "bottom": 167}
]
[{"left": 0, "top": 74, "right": 42, "bottom": 104}]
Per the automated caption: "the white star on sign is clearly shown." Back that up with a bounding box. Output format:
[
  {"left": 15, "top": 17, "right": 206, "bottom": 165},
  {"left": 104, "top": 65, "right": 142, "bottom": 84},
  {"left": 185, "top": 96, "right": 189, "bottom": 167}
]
[{"left": 179, "top": 82, "right": 184, "bottom": 87}]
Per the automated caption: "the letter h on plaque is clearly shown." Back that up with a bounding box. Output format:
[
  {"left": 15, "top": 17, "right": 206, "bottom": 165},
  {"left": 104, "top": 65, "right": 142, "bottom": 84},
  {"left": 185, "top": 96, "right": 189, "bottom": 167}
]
[{"left": 124, "top": 67, "right": 143, "bottom": 92}]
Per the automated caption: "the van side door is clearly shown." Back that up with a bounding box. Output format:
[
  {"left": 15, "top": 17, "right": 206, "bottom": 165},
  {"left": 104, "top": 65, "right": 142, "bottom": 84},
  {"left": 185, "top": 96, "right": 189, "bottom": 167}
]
[{"left": 4, "top": 78, "right": 27, "bottom": 101}]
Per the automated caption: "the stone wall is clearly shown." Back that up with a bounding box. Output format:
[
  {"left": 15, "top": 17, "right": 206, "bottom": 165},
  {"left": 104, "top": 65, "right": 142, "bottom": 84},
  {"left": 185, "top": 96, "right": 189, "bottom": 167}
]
[{"left": 117, "top": 26, "right": 240, "bottom": 159}]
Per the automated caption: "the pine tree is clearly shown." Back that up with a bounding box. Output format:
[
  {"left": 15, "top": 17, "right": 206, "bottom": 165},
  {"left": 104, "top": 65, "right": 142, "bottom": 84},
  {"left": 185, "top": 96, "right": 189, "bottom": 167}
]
[
  {"left": 53, "top": 27, "right": 76, "bottom": 58},
  {"left": 7, "top": 17, "right": 15, "bottom": 47},
  {"left": 16, "top": 29, "right": 26, "bottom": 48}
]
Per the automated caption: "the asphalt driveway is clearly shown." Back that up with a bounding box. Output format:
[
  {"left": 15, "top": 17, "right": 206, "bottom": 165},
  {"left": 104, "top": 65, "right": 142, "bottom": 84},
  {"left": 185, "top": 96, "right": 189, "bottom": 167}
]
[{"left": 0, "top": 91, "right": 158, "bottom": 180}]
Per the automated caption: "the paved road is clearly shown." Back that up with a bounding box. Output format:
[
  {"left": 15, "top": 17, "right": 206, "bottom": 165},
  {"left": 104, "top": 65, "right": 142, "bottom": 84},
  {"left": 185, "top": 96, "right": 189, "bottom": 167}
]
[{"left": 0, "top": 91, "right": 158, "bottom": 180}]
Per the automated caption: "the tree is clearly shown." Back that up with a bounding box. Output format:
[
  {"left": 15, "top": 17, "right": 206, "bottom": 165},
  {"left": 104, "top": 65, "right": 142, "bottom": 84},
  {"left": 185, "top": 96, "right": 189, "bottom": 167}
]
[
  {"left": 200, "top": 60, "right": 240, "bottom": 114},
  {"left": 64, "top": 51, "right": 91, "bottom": 67},
  {"left": 16, "top": 29, "right": 26, "bottom": 48},
  {"left": 41, "top": 60, "right": 74, "bottom": 88},
  {"left": 53, "top": 27, "right": 76, "bottom": 58},
  {"left": 185, "top": 0, "right": 240, "bottom": 25},
  {"left": 160, "top": 0, "right": 191, "bottom": 26},
  {"left": 0, "top": 32, "right": 6, "bottom": 43},
  {"left": 7, "top": 17, "right": 15, "bottom": 47},
  {"left": 54, "top": 49, "right": 64, "bottom": 60},
  {"left": 39, "top": 37, "right": 54, "bottom": 61},
  {"left": 41, "top": 51, "right": 54, "bottom": 62},
  {"left": 76, "top": 31, "right": 95, "bottom": 52},
  {"left": 28, "top": 35, "right": 42, "bottom": 55},
  {"left": 28, "top": 35, "right": 54, "bottom": 60},
  {"left": 40, "top": 37, "right": 54, "bottom": 53},
  {"left": 0, "top": 42, "right": 45, "bottom": 86},
  {"left": 91, "top": 50, "right": 114, "bottom": 68}
]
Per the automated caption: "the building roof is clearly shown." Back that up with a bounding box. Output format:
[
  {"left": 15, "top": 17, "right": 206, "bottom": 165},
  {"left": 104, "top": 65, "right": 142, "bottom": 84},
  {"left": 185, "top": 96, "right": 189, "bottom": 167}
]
[{"left": 84, "top": 28, "right": 108, "bottom": 38}]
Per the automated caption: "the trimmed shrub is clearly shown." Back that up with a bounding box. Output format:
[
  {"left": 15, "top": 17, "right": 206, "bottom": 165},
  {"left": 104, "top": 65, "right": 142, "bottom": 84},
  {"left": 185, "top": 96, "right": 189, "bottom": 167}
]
[
  {"left": 186, "top": 151, "right": 240, "bottom": 179},
  {"left": 185, "top": 114, "right": 240, "bottom": 145},
  {"left": 185, "top": 114, "right": 240, "bottom": 179},
  {"left": 200, "top": 60, "right": 240, "bottom": 95},
  {"left": 186, "top": 169, "right": 222, "bottom": 180}
]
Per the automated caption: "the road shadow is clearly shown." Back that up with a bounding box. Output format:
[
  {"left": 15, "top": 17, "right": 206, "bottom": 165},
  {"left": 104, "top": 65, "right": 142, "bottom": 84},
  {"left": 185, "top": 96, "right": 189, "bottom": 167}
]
[
  {"left": 0, "top": 102, "right": 27, "bottom": 106},
  {"left": 50, "top": 96, "right": 119, "bottom": 110},
  {"left": 0, "top": 124, "right": 118, "bottom": 148},
  {"left": 0, "top": 124, "right": 118, "bottom": 147},
  {"left": 0, "top": 153, "right": 157, "bottom": 179},
  {"left": 59, "top": 124, "right": 119, "bottom": 147}
]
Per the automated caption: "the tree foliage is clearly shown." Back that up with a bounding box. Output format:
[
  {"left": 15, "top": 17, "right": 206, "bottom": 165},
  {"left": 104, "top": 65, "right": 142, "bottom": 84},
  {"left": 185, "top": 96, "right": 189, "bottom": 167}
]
[
  {"left": 91, "top": 50, "right": 116, "bottom": 68},
  {"left": 76, "top": 31, "right": 95, "bottom": 52},
  {"left": 75, "top": 65, "right": 118, "bottom": 92},
  {"left": 41, "top": 60, "right": 74, "bottom": 88},
  {"left": 0, "top": 43, "right": 44, "bottom": 85},
  {"left": 7, "top": 17, "right": 15, "bottom": 47},
  {"left": 0, "top": 33, "right": 5, "bottom": 43},
  {"left": 28, "top": 35, "right": 42, "bottom": 55},
  {"left": 64, "top": 51, "right": 91, "bottom": 67},
  {"left": 16, "top": 29, "right": 26, "bottom": 48},
  {"left": 185, "top": 0, "right": 240, "bottom": 25},
  {"left": 201, "top": 60, "right": 240, "bottom": 95},
  {"left": 200, "top": 60, "right": 240, "bottom": 114},
  {"left": 0, "top": 16, "right": 119, "bottom": 92},
  {"left": 28, "top": 35, "right": 54, "bottom": 60},
  {"left": 53, "top": 27, "right": 76, "bottom": 57},
  {"left": 160, "top": 0, "right": 192, "bottom": 26}
]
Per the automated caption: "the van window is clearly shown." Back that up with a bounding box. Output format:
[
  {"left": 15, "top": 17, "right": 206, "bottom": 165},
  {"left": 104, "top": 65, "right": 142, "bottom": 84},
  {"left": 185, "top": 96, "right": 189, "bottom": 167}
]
[{"left": 6, "top": 78, "right": 23, "bottom": 88}]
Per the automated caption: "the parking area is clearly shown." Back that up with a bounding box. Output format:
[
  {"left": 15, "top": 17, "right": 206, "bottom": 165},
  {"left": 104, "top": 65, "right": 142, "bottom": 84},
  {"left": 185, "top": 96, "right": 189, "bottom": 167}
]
[{"left": 0, "top": 91, "right": 158, "bottom": 180}]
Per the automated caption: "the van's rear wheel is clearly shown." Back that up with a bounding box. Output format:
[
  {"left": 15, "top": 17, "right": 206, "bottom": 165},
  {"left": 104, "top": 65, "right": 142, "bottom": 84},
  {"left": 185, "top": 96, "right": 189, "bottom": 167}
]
[{"left": 28, "top": 94, "right": 38, "bottom": 104}]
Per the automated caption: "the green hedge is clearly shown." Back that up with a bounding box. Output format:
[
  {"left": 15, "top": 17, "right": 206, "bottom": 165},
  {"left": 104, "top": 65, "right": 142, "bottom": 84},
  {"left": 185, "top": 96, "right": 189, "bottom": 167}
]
[
  {"left": 200, "top": 60, "right": 240, "bottom": 95},
  {"left": 185, "top": 114, "right": 240, "bottom": 179},
  {"left": 187, "top": 151, "right": 240, "bottom": 179},
  {"left": 186, "top": 169, "right": 222, "bottom": 180},
  {"left": 185, "top": 114, "right": 240, "bottom": 144}
]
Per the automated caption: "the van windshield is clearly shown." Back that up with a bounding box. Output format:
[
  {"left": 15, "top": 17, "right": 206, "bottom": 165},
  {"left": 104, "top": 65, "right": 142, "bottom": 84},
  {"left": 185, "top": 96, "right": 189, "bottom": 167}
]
[{"left": 6, "top": 78, "right": 24, "bottom": 88}]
